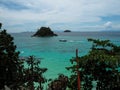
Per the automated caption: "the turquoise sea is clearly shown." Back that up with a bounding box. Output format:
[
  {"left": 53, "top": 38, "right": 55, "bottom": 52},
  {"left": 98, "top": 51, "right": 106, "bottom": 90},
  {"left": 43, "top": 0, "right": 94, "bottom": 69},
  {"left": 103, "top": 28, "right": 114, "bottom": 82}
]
[{"left": 11, "top": 31, "right": 120, "bottom": 79}]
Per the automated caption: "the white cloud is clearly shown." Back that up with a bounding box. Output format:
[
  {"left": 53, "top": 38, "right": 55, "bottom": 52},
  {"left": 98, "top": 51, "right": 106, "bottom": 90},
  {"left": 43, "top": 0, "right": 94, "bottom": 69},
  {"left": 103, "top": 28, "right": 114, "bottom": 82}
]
[
  {"left": 0, "top": 0, "right": 120, "bottom": 32},
  {"left": 104, "top": 21, "right": 112, "bottom": 29}
]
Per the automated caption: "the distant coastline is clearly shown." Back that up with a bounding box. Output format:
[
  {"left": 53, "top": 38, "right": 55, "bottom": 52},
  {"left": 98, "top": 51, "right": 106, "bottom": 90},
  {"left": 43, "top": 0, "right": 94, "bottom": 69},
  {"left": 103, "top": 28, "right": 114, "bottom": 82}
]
[{"left": 10, "top": 30, "right": 120, "bottom": 34}]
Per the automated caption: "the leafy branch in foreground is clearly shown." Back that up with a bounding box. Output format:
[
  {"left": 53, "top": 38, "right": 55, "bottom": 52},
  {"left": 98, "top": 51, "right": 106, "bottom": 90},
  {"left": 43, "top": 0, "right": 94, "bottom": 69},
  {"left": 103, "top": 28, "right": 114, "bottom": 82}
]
[
  {"left": 0, "top": 29, "right": 47, "bottom": 90},
  {"left": 23, "top": 56, "right": 47, "bottom": 90},
  {"left": 67, "top": 38, "right": 120, "bottom": 90},
  {"left": 0, "top": 30, "right": 24, "bottom": 89}
]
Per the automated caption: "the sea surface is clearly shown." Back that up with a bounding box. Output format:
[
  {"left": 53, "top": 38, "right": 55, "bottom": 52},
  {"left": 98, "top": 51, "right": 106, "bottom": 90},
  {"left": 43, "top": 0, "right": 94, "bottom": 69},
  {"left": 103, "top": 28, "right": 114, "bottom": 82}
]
[{"left": 11, "top": 31, "right": 120, "bottom": 80}]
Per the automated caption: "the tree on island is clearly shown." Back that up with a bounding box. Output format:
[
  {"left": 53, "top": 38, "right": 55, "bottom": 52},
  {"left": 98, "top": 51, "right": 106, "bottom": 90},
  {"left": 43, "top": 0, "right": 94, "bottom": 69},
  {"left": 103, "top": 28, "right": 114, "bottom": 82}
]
[
  {"left": 33, "top": 27, "right": 57, "bottom": 37},
  {"left": 67, "top": 38, "right": 120, "bottom": 90}
]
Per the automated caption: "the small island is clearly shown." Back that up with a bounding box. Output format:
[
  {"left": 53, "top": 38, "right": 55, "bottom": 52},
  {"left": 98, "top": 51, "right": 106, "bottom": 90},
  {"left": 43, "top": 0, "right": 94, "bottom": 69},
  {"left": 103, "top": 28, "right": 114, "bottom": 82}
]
[
  {"left": 64, "top": 30, "right": 71, "bottom": 32},
  {"left": 33, "top": 27, "right": 57, "bottom": 37}
]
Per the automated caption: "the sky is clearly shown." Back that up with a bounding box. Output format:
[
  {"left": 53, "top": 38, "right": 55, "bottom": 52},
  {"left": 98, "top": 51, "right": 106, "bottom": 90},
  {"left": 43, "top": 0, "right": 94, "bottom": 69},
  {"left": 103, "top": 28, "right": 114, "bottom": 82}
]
[{"left": 0, "top": 0, "right": 120, "bottom": 32}]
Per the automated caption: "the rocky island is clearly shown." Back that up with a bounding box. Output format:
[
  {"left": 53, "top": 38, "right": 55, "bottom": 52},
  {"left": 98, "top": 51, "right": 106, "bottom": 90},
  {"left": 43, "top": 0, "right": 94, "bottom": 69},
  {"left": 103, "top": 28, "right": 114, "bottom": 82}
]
[
  {"left": 33, "top": 27, "right": 57, "bottom": 37},
  {"left": 64, "top": 30, "right": 71, "bottom": 32}
]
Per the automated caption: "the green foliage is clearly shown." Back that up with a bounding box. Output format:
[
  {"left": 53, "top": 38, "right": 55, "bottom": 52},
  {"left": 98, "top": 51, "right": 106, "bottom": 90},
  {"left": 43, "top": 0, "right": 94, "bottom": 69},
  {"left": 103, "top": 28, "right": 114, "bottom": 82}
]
[
  {"left": 67, "top": 38, "right": 120, "bottom": 90},
  {"left": 0, "top": 23, "right": 2, "bottom": 29},
  {"left": 0, "top": 30, "right": 24, "bottom": 89},
  {"left": 23, "top": 56, "right": 47, "bottom": 90},
  {"left": 0, "top": 29, "right": 48, "bottom": 90},
  {"left": 67, "top": 74, "right": 77, "bottom": 90},
  {"left": 0, "top": 27, "right": 48, "bottom": 89},
  {"left": 48, "top": 74, "right": 68, "bottom": 90}
]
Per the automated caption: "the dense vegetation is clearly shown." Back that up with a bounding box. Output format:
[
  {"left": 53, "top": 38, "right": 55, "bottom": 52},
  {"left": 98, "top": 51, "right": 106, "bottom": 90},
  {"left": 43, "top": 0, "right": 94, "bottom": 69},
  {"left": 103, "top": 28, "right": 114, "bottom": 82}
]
[
  {"left": 0, "top": 25, "right": 47, "bottom": 90},
  {"left": 0, "top": 30, "right": 23, "bottom": 89},
  {"left": 67, "top": 38, "right": 120, "bottom": 90},
  {"left": 48, "top": 74, "right": 68, "bottom": 90},
  {"left": 0, "top": 23, "right": 120, "bottom": 90}
]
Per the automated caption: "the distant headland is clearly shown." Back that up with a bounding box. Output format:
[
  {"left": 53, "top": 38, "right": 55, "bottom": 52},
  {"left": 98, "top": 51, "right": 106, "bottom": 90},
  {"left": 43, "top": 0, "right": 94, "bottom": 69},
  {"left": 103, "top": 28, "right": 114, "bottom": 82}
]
[{"left": 33, "top": 27, "right": 58, "bottom": 37}]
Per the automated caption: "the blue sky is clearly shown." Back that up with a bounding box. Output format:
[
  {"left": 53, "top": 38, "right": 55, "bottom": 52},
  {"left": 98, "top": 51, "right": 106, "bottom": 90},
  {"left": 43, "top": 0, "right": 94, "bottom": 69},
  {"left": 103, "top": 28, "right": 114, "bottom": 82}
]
[{"left": 0, "top": 0, "right": 120, "bottom": 32}]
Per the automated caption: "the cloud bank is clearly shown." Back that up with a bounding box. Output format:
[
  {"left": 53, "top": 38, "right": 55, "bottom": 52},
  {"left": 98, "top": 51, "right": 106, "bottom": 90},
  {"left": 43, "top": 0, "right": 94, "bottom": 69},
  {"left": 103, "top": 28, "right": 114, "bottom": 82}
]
[{"left": 0, "top": 0, "right": 120, "bottom": 32}]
